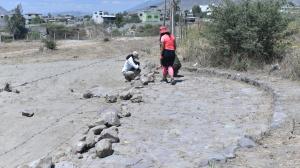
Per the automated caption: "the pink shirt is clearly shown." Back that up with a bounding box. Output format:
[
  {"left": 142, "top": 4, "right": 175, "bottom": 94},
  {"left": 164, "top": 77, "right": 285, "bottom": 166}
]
[{"left": 161, "top": 34, "right": 175, "bottom": 50}]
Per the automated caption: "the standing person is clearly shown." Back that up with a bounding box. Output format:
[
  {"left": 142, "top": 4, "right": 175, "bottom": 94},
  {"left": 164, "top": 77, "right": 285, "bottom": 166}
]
[
  {"left": 122, "top": 51, "right": 141, "bottom": 82},
  {"left": 160, "top": 26, "right": 176, "bottom": 85}
]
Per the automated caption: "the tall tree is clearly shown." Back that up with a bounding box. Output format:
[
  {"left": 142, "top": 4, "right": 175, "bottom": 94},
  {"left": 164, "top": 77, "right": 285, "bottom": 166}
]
[
  {"left": 6, "top": 4, "right": 27, "bottom": 39},
  {"left": 192, "top": 5, "right": 202, "bottom": 17},
  {"left": 115, "top": 13, "right": 124, "bottom": 28}
]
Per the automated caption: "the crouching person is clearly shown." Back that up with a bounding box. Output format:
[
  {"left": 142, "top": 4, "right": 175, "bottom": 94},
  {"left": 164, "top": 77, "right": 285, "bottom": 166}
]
[{"left": 122, "top": 51, "right": 141, "bottom": 82}]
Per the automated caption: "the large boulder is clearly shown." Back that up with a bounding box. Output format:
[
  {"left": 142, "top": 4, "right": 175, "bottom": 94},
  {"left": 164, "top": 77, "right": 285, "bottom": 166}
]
[{"left": 95, "top": 139, "right": 113, "bottom": 158}]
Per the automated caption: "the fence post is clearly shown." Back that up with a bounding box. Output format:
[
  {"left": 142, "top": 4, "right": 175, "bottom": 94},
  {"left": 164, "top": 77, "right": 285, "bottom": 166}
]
[
  {"left": 77, "top": 31, "right": 80, "bottom": 40},
  {"left": 65, "top": 33, "right": 67, "bottom": 40},
  {"left": 54, "top": 32, "right": 56, "bottom": 41},
  {"left": 0, "top": 34, "right": 1, "bottom": 43}
]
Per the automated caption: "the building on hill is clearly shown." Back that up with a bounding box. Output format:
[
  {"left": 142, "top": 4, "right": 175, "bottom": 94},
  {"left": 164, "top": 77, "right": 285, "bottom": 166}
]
[
  {"left": 92, "top": 11, "right": 116, "bottom": 24},
  {"left": 138, "top": 5, "right": 161, "bottom": 23}
]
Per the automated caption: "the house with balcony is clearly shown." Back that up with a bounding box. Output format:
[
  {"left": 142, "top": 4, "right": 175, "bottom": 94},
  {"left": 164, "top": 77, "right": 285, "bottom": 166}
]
[{"left": 92, "top": 11, "right": 116, "bottom": 24}]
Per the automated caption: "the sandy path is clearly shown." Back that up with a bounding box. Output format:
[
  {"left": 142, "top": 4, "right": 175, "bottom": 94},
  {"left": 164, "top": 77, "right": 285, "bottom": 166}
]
[
  {"left": 0, "top": 58, "right": 125, "bottom": 167},
  {"left": 72, "top": 71, "right": 272, "bottom": 168},
  {"left": 0, "top": 39, "right": 276, "bottom": 168}
]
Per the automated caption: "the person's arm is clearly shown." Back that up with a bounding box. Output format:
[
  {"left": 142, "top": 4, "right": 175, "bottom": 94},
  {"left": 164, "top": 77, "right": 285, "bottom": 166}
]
[
  {"left": 172, "top": 35, "right": 176, "bottom": 50},
  {"left": 160, "top": 36, "right": 165, "bottom": 54},
  {"left": 160, "top": 43, "right": 165, "bottom": 53},
  {"left": 128, "top": 57, "right": 139, "bottom": 69}
]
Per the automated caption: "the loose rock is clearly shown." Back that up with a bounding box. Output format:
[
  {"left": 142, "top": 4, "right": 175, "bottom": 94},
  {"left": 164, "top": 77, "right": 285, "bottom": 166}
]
[
  {"left": 27, "top": 156, "right": 54, "bottom": 168},
  {"left": 238, "top": 137, "right": 256, "bottom": 148},
  {"left": 92, "top": 118, "right": 107, "bottom": 127},
  {"left": 95, "top": 139, "right": 113, "bottom": 158},
  {"left": 55, "top": 161, "right": 78, "bottom": 168},
  {"left": 140, "top": 76, "right": 150, "bottom": 85},
  {"left": 98, "top": 108, "right": 121, "bottom": 127},
  {"left": 118, "top": 105, "right": 131, "bottom": 118},
  {"left": 86, "top": 130, "right": 96, "bottom": 148},
  {"left": 105, "top": 95, "right": 118, "bottom": 103},
  {"left": 131, "top": 80, "right": 144, "bottom": 89},
  {"left": 130, "top": 95, "right": 143, "bottom": 103},
  {"left": 90, "top": 125, "right": 106, "bottom": 135},
  {"left": 118, "top": 110, "right": 131, "bottom": 118},
  {"left": 73, "top": 141, "right": 87, "bottom": 154},
  {"left": 223, "top": 145, "right": 238, "bottom": 159},
  {"left": 98, "top": 126, "right": 120, "bottom": 143},
  {"left": 119, "top": 90, "right": 132, "bottom": 100},
  {"left": 83, "top": 92, "right": 93, "bottom": 99},
  {"left": 22, "top": 110, "right": 34, "bottom": 117}
]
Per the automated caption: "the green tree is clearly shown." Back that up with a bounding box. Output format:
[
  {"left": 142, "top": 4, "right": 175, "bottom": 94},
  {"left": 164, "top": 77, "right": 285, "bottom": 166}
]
[
  {"left": 127, "top": 14, "right": 141, "bottom": 23},
  {"left": 288, "top": 1, "right": 296, "bottom": 6},
  {"left": 115, "top": 13, "right": 124, "bottom": 28},
  {"left": 192, "top": 5, "right": 202, "bottom": 17},
  {"left": 31, "top": 16, "right": 44, "bottom": 24},
  {"left": 84, "top": 15, "right": 91, "bottom": 21},
  {"left": 5, "top": 4, "right": 27, "bottom": 39},
  {"left": 207, "top": 0, "right": 291, "bottom": 68}
]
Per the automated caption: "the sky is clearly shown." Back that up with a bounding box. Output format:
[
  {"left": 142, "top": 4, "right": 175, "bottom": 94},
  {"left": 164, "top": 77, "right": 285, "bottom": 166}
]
[{"left": 0, "top": 0, "right": 150, "bottom": 14}]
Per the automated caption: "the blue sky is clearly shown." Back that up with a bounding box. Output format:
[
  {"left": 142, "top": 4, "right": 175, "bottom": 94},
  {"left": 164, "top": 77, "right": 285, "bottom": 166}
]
[{"left": 0, "top": 0, "right": 149, "bottom": 14}]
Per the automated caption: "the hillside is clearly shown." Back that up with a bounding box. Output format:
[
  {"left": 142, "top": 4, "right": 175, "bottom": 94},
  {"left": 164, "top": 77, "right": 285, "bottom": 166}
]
[
  {"left": 128, "top": 0, "right": 300, "bottom": 12},
  {"left": 0, "top": 6, "right": 8, "bottom": 15}
]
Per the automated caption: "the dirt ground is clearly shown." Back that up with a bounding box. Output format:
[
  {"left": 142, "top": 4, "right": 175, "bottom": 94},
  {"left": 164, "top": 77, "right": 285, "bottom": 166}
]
[{"left": 0, "top": 38, "right": 298, "bottom": 168}]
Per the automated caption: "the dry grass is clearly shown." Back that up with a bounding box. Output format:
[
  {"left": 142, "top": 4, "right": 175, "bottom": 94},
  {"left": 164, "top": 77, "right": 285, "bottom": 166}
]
[
  {"left": 178, "top": 25, "right": 214, "bottom": 67},
  {"left": 281, "top": 48, "right": 300, "bottom": 80}
]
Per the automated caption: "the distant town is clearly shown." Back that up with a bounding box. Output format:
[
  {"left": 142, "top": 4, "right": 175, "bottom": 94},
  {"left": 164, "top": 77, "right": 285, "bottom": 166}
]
[
  {"left": 0, "top": 2, "right": 299, "bottom": 41},
  {"left": 0, "top": 3, "right": 214, "bottom": 41}
]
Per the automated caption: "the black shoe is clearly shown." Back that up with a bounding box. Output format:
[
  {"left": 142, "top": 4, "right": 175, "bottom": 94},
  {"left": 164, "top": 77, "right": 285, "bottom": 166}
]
[
  {"left": 161, "top": 77, "right": 168, "bottom": 83},
  {"left": 170, "top": 79, "right": 176, "bottom": 85}
]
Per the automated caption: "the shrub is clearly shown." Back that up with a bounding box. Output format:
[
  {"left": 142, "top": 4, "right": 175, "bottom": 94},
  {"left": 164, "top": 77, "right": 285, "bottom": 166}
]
[
  {"left": 136, "top": 24, "right": 160, "bottom": 37},
  {"left": 5, "top": 5, "right": 28, "bottom": 39},
  {"left": 43, "top": 39, "right": 57, "bottom": 50},
  {"left": 207, "top": 0, "right": 291, "bottom": 69},
  {"left": 281, "top": 48, "right": 300, "bottom": 80},
  {"left": 179, "top": 25, "right": 214, "bottom": 67},
  {"left": 103, "top": 37, "right": 110, "bottom": 42}
]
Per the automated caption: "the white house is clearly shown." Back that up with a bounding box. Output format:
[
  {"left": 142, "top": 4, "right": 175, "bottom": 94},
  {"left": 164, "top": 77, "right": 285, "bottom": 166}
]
[
  {"left": 92, "top": 11, "right": 116, "bottom": 24},
  {"left": 200, "top": 4, "right": 213, "bottom": 16},
  {"left": 0, "top": 6, "right": 9, "bottom": 30}
]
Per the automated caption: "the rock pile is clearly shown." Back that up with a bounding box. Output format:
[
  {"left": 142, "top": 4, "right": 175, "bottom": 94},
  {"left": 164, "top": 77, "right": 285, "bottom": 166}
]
[
  {"left": 19, "top": 62, "right": 159, "bottom": 167},
  {"left": 73, "top": 107, "right": 121, "bottom": 159}
]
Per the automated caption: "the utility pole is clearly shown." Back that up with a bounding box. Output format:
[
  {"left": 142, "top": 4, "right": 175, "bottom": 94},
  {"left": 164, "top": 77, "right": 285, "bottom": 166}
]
[
  {"left": 163, "top": 0, "right": 167, "bottom": 26},
  {"left": 171, "top": 0, "right": 178, "bottom": 36}
]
